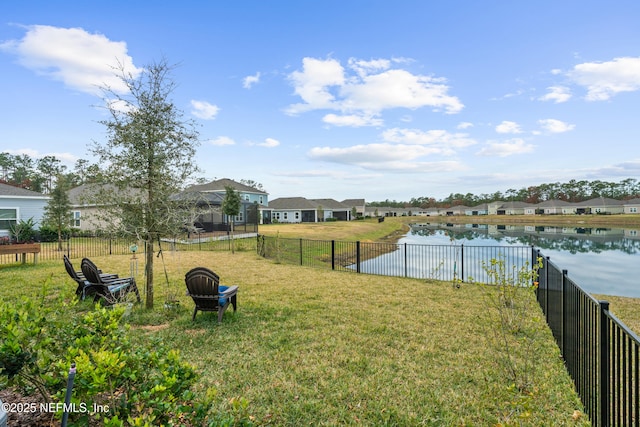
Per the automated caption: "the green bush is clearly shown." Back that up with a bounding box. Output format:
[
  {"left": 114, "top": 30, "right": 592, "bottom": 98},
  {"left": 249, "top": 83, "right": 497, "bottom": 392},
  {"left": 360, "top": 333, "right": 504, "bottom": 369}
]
[
  {"left": 37, "top": 223, "right": 66, "bottom": 242},
  {"left": 0, "top": 292, "right": 252, "bottom": 426}
]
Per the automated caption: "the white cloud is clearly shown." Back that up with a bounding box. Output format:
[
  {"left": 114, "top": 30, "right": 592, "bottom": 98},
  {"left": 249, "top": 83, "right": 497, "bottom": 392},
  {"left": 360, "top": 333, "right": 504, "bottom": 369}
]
[
  {"left": 322, "top": 113, "right": 383, "bottom": 127},
  {"left": 259, "top": 138, "right": 280, "bottom": 148},
  {"left": 0, "top": 25, "right": 141, "bottom": 95},
  {"left": 495, "top": 121, "right": 523, "bottom": 134},
  {"left": 209, "top": 136, "right": 235, "bottom": 146},
  {"left": 538, "top": 118, "right": 575, "bottom": 133},
  {"left": 457, "top": 122, "right": 473, "bottom": 129},
  {"left": 190, "top": 100, "right": 220, "bottom": 120},
  {"left": 286, "top": 57, "right": 345, "bottom": 113},
  {"left": 308, "top": 143, "right": 464, "bottom": 172},
  {"left": 347, "top": 58, "right": 391, "bottom": 77},
  {"left": 243, "top": 72, "right": 261, "bottom": 89},
  {"left": 381, "top": 128, "right": 476, "bottom": 152},
  {"left": 568, "top": 56, "right": 640, "bottom": 101},
  {"left": 286, "top": 56, "right": 463, "bottom": 121},
  {"left": 307, "top": 126, "right": 476, "bottom": 172},
  {"left": 477, "top": 138, "right": 535, "bottom": 157},
  {"left": 539, "top": 86, "right": 572, "bottom": 103}
]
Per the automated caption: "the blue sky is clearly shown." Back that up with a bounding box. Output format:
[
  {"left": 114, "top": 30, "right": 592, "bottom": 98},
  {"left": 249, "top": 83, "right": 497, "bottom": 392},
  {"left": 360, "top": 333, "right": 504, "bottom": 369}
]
[{"left": 1, "top": 1, "right": 640, "bottom": 202}]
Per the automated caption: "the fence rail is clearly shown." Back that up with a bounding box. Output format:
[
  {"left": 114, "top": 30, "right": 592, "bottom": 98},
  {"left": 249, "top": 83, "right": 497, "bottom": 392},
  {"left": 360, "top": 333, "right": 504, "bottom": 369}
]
[
  {"left": 0, "top": 234, "right": 256, "bottom": 265},
  {"left": 259, "top": 234, "right": 640, "bottom": 426}
]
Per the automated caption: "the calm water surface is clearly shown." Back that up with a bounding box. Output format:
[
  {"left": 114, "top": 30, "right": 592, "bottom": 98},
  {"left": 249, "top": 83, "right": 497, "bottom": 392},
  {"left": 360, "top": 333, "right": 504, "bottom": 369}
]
[{"left": 401, "top": 223, "right": 640, "bottom": 298}]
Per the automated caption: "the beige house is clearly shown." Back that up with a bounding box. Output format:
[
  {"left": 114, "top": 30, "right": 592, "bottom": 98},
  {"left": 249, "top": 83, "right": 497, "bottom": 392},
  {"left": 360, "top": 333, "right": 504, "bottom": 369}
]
[
  {"left": 575, "top": 197, "right": 624, "bottom": 215},
  {"left": 624, "top": 198, "right": 640, "bottom": 214}
]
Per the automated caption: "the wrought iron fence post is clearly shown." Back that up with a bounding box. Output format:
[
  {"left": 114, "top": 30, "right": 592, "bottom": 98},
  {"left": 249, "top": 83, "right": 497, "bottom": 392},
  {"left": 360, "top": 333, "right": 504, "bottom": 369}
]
[
  {"left": 460, "top": 244, "right": 464, "bottom": 282},
  {"left": 356, "top": 241, "right": 361, "bottom": 274},
  {"left": 404, "top": 242, "right": 408, "bottom": 278},
  {"left": 299, "top": 238, "right": 303, "bottom": 266},
  {"left": 599, "top": 300, "right": 610, "bottom": 427},
  {"left": 545, "top": 256, "right": 550, "bottom": 322},
  {"left": 331, "top": 240, "right": 335, "bottom": 270},
  {"left": 562, "top": 269, "right": 568, "bottom": 357}
]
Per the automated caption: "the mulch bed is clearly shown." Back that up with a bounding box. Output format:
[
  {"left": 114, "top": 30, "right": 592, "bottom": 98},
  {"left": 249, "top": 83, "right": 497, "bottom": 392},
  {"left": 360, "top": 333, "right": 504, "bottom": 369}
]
[{"left": 0, "top": 388, "right": 56, "bottom": 427}]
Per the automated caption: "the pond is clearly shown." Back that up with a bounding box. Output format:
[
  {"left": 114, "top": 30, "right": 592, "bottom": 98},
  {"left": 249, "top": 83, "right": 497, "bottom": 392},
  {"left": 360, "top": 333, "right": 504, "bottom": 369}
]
[{"left": 400, "top": 223, "right": 640, "bottom": 298}]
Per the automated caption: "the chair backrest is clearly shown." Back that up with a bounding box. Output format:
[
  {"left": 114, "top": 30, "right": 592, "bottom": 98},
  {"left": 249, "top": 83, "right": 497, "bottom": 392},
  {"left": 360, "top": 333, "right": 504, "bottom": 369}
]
[
  {"left": 185, "top": 267, "right": 221, "bottom": 308},
  {"left": 81, "top": 258, "right": 103, "bottom": 285},
  {"left": 63, "top": 255, "right": 83, "bottom": 283}
]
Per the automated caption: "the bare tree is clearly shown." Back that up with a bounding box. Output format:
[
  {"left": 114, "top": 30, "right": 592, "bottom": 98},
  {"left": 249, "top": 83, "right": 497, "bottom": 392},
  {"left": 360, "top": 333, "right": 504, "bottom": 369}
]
[{"left": 89, "top": 58, "right": 200, "bottom": 309}]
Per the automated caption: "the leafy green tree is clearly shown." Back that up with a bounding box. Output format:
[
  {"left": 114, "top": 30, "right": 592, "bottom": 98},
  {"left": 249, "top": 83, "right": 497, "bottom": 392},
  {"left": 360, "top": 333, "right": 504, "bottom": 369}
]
[
  {"left": 43, "top": 174, "right": 73, "bottom": 250},
  {"left": 89, "top": 59, "right": 200, "bottom": 309},
  {"left": 222, "top": 185, "right": 241, "bottom": 253}
]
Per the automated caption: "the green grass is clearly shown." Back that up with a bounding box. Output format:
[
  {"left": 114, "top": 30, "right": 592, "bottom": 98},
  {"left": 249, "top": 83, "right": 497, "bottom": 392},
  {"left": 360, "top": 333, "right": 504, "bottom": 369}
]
[{"left": 1, "top": 248, "right": 589, "bottom": 426}]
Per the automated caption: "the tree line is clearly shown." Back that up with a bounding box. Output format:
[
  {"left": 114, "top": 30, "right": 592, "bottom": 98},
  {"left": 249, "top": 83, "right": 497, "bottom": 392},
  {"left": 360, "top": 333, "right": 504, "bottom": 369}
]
[
  {"left": 0, "top": 152, "right": 101, "bottom": 194},
  {"left": 369, "top": 178, "right": 640, "bottom": 209}
]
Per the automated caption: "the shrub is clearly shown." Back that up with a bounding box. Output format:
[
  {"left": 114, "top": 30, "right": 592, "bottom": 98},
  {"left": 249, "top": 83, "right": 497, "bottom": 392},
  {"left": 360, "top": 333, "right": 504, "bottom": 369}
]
[{"left": 0, "top": 291, "right": 252, "bottom": 426}]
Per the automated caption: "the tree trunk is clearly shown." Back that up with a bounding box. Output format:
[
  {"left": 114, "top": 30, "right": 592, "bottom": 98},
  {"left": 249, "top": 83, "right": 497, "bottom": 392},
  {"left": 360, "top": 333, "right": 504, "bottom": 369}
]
[
  {"left": 145, "top": 239, "right": 154, "bottom": 309},
  {"left": 57, "top": 227, "right": 63, "bottom": 251},
  {"left": 230, "top": 220, "right": 235, "bottom": 254}
]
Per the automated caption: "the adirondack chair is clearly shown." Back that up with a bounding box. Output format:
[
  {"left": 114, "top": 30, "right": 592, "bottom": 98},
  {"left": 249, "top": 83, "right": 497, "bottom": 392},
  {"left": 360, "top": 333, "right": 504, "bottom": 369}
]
[
  {"left": 63, "top": 255, "right": 92, "bottom": 299},
  {"left": 185, "top": 267, "right": 238, "bottom": 323},
  {"left": 80, "top": 258, "right": 141, "bottom": 305},
  {"left": 63, "top": 255, "right": 119, "bottom": 299}
]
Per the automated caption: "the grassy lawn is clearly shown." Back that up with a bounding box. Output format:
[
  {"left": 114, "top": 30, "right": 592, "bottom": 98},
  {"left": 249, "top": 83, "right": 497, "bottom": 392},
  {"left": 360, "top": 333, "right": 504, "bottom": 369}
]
[
  {"left": 1, "top": 247, "right": 589, "bottom": 426},
  {"left": 259, "top": 217, "right": 412, "bottom": 242}
]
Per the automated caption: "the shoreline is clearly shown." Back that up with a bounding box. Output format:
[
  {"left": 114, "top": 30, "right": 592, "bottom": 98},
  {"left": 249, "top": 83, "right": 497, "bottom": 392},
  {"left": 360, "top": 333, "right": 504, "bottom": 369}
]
[{"left": 406, "top": 213, "right": 640, "bottom": 228}]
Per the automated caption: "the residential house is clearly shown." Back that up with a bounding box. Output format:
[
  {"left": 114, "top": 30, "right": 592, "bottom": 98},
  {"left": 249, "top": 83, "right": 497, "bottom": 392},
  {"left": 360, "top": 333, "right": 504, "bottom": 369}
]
[
  {"left": 311, "top": 198, "right": 352, "bottom": 221},
  {"left": 464, "top": 203, "right": 488, "bottom": 216},
  {"left": 574, "top": 197, "right": 624, "bottom": 215},
  {"left": 68, "top": 183, "right": 144, "bottom": 232},
  {"left": 623, "top": 198, "right": 640, "bottom": 214},
  {"left": 528, "top": 199, "right": 575, "bottom": 215},
  {"left": 341, "top": 199, "right": 366, "bottom": 218},
  {"left": 269, "top": 197, "right": 320, "bottom": 223},
  {"left": 269, "top": 197, "right": 353, "bottom": 223},
  {"left": 184, "top": 178, "right": 270, "bottom": 224},
  {"left": 444, "top": 205, "right": 469, "bottom": 216},
  {"left": 494, "top": 201, "right": 532, "bottom": 215},
  {"left": 0, "top": 183, "right": 49, "bottom": 237},
  {"left": 364, "top": 206, "right": 413, "bottom": 217}
]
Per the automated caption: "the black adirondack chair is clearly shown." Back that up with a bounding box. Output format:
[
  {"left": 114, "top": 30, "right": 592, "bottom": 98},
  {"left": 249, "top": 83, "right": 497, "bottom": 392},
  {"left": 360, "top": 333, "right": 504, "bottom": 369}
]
[
  {"left": 80, "top": 258, "right": 141, "bottom": 305},
  {"left": 185, "top": 267, "right": 238, "bottom": 323}
]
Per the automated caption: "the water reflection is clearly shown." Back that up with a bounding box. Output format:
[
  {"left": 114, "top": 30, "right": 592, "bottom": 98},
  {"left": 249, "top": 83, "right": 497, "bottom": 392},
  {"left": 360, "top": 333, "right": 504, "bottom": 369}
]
[{"left": 406, "top": 223, "right": 640, "bottom": 298}]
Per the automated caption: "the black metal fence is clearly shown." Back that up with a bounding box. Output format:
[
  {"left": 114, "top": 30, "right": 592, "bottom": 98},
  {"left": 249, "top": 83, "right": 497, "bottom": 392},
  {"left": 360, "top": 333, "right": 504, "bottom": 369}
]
[
  {"left": 0, "top": 234, "right": 255, "bottom": 265},
  {"left": 535, "top": 249, "right": 640, "bottom": 427},
  {"left": 258, "top": 235, "right": 640, "bottom": 426},
  {"left": 256, "top": 234, "right": 532, "bottom": 282}
]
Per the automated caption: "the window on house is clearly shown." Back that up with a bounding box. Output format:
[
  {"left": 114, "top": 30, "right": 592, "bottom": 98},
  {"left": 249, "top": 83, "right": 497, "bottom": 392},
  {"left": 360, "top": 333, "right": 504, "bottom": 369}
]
[
  {"left": 235, "top": 211, "right": 244, "bottom": 222},
  {"left": 259, "top": 196, "right": 264, "bottom": 204},
  {"left": 295, "top": 212, "right": 299, "bottom": 220},
  {"left": 72, "top": 211, "right": 81, "bottom": 227},
  {"left": 631, "top": 207, "right": 638, "bottom": 213},
  {"left": 283, "top": 212, "right": 288, "bottom": 220},
  {"left": 0, "top": 208, "right": 17, "bottom": 231}
]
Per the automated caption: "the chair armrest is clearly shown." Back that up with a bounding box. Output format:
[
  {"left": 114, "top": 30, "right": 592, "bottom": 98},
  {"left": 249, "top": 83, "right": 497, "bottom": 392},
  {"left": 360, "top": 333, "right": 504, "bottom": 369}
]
[{"left": 220, "top": 285, "right": 238, "bottom": 297}]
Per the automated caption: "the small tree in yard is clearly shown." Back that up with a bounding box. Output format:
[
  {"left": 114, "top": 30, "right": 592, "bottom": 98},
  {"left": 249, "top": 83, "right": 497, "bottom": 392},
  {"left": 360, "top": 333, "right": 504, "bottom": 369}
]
[
  {"left": 90, "top": 59, "right": 200, "bottom": 309},
  {"left": 222, "top": 185, "right": 241, "bottom": 253},
  {"left": 42, "top": 174, "right": 72, "bottom": 250}
]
